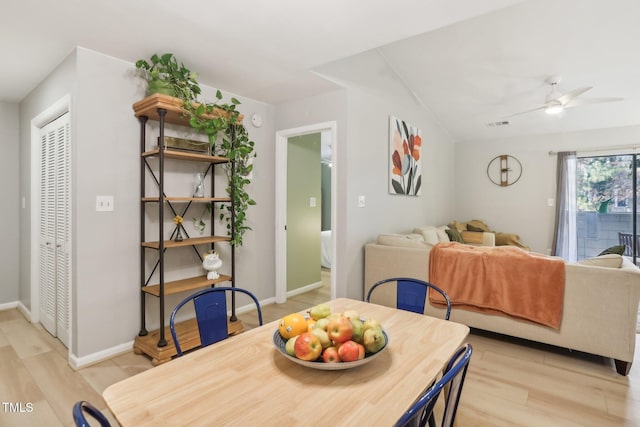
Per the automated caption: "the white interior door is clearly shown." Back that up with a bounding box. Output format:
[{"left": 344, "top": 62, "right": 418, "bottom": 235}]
[{"left": 38, "top": 113, "right": 71, "bottom": 347}]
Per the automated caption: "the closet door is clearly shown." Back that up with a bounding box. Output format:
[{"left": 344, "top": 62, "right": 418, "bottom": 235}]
[{"left": 38, "top": 113, "right": 71, "bottom": 347}]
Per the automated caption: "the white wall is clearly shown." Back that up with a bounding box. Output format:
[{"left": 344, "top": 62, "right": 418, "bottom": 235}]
[
  {"left": 454, "top": 124, "right": 640, "bottom": 254},
  {"left": 19, "top": 47, "right": 276, "bottom": 360},
  {"left": 290, "top": 50, "right": 457, "bottom": 299},
  {"left": 0, "top": 102, "right": 19, "bottom": 304},
  {"left": 19, "top": 51, "right": 77, "bottom": 312}
]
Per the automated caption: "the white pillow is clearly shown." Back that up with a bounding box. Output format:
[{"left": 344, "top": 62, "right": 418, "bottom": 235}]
[
  {"left": 576, "top": 254, "right": 623, "bottom": 268},
  {"left": 436, "top": 226, "right": 451, "bottom": 242},
  {"left": 412, "top": 227, "right": 438, "bottom": 246}
]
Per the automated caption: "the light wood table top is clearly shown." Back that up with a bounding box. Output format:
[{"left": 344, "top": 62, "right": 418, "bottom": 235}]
[{"left": 104, "top": 298, "right": 469, "bottom": 426}]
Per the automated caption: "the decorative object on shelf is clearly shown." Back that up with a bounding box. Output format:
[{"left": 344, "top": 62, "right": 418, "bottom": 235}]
[
  {"left": 193, "top": 172, "right": 205, "bottom": 198},
  {"left": 487, "top": 154, "right": 522, "bottom": 186},
  {"left": 136, "top": 53, "right": 256, "bottom": 246},
  {"left": 389, "top": 115, "right": 422, "bottom": 196},
  {"left": 192, "top": 203, "right": 211, "bottom": 234},
  {"left": 159, "top": 136, "right": 209, "bottom": 154},
  {"left": 202, "top": 250, "right": 223, "bottom": 280},
  {"left": 173, "top": 215, "right": 184, "bottom": 241}
]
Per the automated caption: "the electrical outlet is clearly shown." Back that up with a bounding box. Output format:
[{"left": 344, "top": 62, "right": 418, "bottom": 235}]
[
  {"left": 358, "top": 195, "right": 366, "bottom": 208},
  {"left": 96, "top": 195, "right": 114, "bottom": 212}
]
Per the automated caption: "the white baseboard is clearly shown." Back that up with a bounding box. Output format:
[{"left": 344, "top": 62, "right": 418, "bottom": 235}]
[
  {"left": 0, "top": 301, "right": 18, "bottom": 311},
  {"left": 0, "top": 301, "right": 33, "bottom": 323},
  {"left": 17, "top": 301, "right": 31, "bottom": 322},
  {"left": 286, "top": 281, "right": 323, "bottom": 298},
  {"left": 69, "top": 341, "right": 135, "bottom": 370}
]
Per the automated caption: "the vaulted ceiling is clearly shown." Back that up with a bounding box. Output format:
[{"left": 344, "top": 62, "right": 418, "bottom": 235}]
[{"left": 3, "top": 0, "right": 638, "bottom": 142}]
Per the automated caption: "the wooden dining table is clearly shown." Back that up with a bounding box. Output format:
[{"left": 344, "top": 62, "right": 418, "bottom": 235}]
[{"left": 103, "top": 298, "right": 470, "bottom": 426}]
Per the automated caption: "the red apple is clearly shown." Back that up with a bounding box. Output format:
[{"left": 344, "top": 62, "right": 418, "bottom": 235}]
[
  {"left": 326, "top": 316, "right": 353, "bottom": 343},
  {"left": 322, "top": 346, "right": 340, "bottom": 363},
  {"left": 356, "top": 342, "right": 365, "bottom": 360},
  {"left": 294, "top": 332, "right": 322, "bottom": 361},
  {"left": 337, "top": 340, "right": 362, "bottom": 362}
]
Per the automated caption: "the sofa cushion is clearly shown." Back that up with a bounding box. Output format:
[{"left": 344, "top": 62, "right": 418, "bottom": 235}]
[
  {"left": 460, "top": 230, "right": 484, "bottom": 245},
  {"left": 597, "top": 245, "right": 627, "bottom": 256},
  {"left": 377, "top": 233, "right": 427, "bottom": 248},
  {"left": 445, "top": 228, "right": 464, "bottom": 243},
  {"left": 414, "top": 226, "right": 450, "bottom": 243},
  {"left": 576, "top": 254, "right": 623, "bottom": 268},
  {"left": 466, "top": 219, "right": 491, "bottom": 232}
]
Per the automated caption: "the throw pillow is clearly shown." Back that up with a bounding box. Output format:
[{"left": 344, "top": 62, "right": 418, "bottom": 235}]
[
  {"left": 576, "top": 254, "right": 623, "bottom": 268},
  {"left": 597, "top": 245, "right": 626, "bottom": 256},
  {"left": 445, "top": 228, "right": 464, "bottom": 243},
  {"left": 412, "top": 226, "right": 440, "bottom": 246},
  {"left": 467, "top": 219, "right": 490, "bottom": 232}
]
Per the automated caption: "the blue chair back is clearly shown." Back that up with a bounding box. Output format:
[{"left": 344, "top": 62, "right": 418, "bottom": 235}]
[
  {"left": 395, "top": 344, "right": 473, "bottom": 427},
  {"left": 170, "top": 287, "right": 263, "bottom": 356},
  {"left": 367, "top": 277, "right": 452, "bottom": 320},
  {"left": 72, "top": 401, "right": 111, "bottom": 427}
]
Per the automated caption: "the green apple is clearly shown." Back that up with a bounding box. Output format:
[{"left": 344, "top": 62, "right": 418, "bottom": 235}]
[
  {"left": 285, "top": 336, "right": 298, "bottom": 356},
  {"left": 342, "top": 310, "right": 360, "bottom": 320},
  {"left": 363, "top": 318, "right": 382, "bottom": 331},
  {"left": 314, "top": 318, "right": 330, "bottom": 331},
  {"left": 311, "top": 328, "right": 332, "bottom": 349},
  {"left": 308, "top": 303, "right": 331, "bottom": 320},
  {"left": 350, "top": 318, "right": 365, "bottom": 344},
  {"left": 363, "top": 328, "right": 386, "bottom": 353}
]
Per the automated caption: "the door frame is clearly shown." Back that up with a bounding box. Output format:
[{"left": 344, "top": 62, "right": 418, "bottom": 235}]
[
  {"left": 30, "top": 95, "right": 72, "bottom": 351},
  {"left": 275, "top": 121, "right": 337, "bottom": 303}
]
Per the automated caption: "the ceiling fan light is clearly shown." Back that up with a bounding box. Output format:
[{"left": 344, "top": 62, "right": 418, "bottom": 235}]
[{"left": 545, "top": 105, "right": 564, "bottom": 115}]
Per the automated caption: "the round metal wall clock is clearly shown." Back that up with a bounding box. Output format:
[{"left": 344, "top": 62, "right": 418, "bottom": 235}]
[{"left": 486, "top": 155, "right": 522, "bottom": 187}]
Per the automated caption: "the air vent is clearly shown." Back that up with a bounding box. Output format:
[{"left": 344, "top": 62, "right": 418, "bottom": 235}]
[{"left": 485, "top": 120, "right": 510, "bottom": 127}]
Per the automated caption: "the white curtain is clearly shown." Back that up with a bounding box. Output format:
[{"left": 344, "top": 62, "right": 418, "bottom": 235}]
[{"left": 552, "top": 151, "right": 577, "bottom": 262}]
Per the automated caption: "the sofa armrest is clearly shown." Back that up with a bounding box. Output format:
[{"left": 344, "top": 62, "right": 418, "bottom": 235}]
[{"left": 364, "top": 243, "right": 430, "bottom": 298}]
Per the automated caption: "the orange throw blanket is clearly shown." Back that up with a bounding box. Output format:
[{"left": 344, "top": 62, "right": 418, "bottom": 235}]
[{"left": 429, "top": 242, "right": 565, "bottom": 329}]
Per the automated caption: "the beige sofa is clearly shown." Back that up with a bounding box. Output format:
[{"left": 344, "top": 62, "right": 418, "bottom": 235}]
[{"left": 364, "top": 229, "right": 640, "bottom": 375}]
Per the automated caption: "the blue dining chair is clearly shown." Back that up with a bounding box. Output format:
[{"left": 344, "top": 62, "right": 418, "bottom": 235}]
[
  {"left": 366, "top": 277, "right": 452, "bottom": 320},
  {"left": 72, "top": 401, "right": 111, "bottom": 427},
  {"left": 170, "top": 287, "right": 263, "bottom": 356},
  {"left": 395, "top": 344, "right": 473, "bottom": 427}
]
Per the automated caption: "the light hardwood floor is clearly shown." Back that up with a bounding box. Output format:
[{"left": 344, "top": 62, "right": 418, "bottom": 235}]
[{"left": 1, "top": 275, "right": 638, "bottom": 426}]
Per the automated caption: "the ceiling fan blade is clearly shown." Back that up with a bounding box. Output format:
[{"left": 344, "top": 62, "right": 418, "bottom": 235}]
[
  {"left": 565, "top": 97, "right": 624, "bottom": 108},
  {"left": 556, "top": 86, "right": 592, "bottom": 105},
  {"left": 502, "top": 105, "right": 547, "bottom": 118}
]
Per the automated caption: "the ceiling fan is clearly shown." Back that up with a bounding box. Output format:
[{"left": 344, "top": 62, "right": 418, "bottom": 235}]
[{"left": 505, "top": 76, "right": 623, "bottom": 118}]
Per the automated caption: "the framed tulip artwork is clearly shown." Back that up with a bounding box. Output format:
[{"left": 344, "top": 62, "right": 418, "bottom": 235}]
[{"left": 389, "top": 115, "right": 422, "bottom": 196}]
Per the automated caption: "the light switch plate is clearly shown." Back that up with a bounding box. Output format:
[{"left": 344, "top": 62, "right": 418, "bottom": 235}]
[
  {"left": 358, "top": 195, "right": 366, "bottom": 208},
  {"left": 96, "top": 195, "right": 114, "bottom": 212}
]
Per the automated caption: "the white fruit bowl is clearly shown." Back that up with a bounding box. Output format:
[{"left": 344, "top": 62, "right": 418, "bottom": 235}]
[{"left": 272, "top": 328, "right": 389, "bottom": 370}]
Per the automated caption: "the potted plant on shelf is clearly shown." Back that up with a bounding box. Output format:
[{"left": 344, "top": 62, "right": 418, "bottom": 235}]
[
  {"left": 135, "top": 53, "right": 201, "bottom": 100},
  {"left": 136, "top": 53, "right": 256, "bottom": 246}
]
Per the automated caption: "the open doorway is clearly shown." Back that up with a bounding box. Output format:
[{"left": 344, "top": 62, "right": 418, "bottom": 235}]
[{"left": 275, "top": 122, "right": 337, "bottom": 303}]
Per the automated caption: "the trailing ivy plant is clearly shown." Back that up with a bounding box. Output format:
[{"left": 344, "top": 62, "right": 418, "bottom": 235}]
[
  {"left": 136, "top": 53, "right": 256, "bottom": 246},
  {"left": 183, "top": 90, "right": 256, "bottom": 246}
]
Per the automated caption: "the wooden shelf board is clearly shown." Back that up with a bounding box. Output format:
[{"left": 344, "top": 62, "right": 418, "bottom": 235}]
[
  {"left": 133, "top": 317, "right": 244, "bottom": 366},
  {"left": 142, "top": 235, "right": 231, "bottom": 249},
  {"left": 142, "top": 148, "right": 229, "bottom": 163},
  {"left": 142, "top": 275, "right": 232, "bottom": 297},
  {"left": 142, "top": 196, "right": 231, "bottom": 203},
  {"left": 133, "top": 93, "right": 243, "bottom": 126}
]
